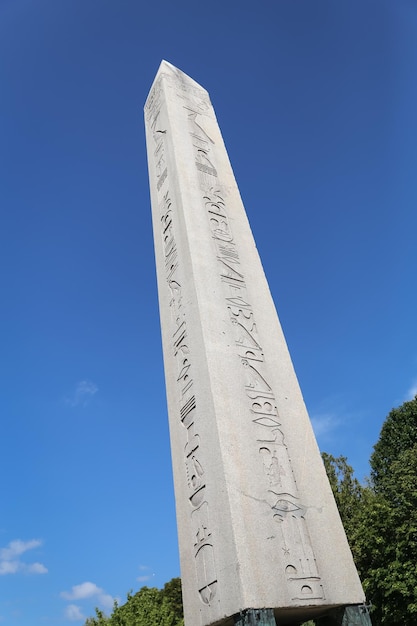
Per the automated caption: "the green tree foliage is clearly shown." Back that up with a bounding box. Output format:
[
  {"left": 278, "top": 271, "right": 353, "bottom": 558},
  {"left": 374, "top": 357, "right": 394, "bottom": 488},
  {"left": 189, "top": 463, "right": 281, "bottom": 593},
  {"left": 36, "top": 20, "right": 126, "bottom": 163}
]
[
  {"left": 323, "top": 396, "right": 417, "bottom": 626},
  {"left": 370, "top": 395, "right": 417, "bottom": 492},
  {"left": 84, "top": 579, "right": 183, "bottom": 626},
  {"left": 321, "top": 453, "right": 364, "bottom": 538},
  {"left": 161, "top": 577, "right": 183, "bottom": 620},
  {"left": 85, "top": 608, "right": 110, "bottom": 625},
  {"left": 352, "top": 444, "right": 417, "bottom": 625},
  {"left": 364, "top": 396, "right": 417, "bottom": 625}
]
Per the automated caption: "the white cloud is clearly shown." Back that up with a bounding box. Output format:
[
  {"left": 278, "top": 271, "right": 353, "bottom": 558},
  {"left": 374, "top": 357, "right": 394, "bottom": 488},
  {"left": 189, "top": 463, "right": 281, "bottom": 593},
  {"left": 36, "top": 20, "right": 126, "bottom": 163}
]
[
  {"left": 405, "top": 379, "right": 417, "bottom": 401},
  {"left": 136, "top": 564, "right": 154, "bottom": 583},
  {"left": 26, "top": 562, "right": 48, "bottom": 574},
  {"left": 61, "top": 581, "right": 103, "bottom": 601},
  {"left": 64, "top": 605, "right": 86, "bottom": 622},
  {"left": 0, "top": 539, "right": 47, "bottom": 576},
  {"left": 0, "top": 539, "right": 41, "bottom": 561},
  {"left": 66, "top": 380, "right": 98, "bottom": 407},
  {"left": 310, "top": 412, "right": 339, "bottom": 438},
  {"left": 98, "top": 593, "right": 115, "bottom": 610},
  {"left": 307, "top": 394, "right": 363, "bottom": 444},
  {"left": 61, "top": 582, "right": 116, "bottom": 613},
  {"left": 0, "top": 560, "right": 49, "bottom": 575},
  {"left": 0, "top": 560, "right": 20, "bottom": 575}
]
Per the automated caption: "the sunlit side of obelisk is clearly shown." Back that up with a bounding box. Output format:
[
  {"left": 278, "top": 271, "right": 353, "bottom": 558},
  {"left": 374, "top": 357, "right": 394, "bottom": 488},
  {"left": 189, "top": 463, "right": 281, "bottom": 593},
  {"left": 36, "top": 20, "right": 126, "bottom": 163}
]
[{"left": 144, "top": 61, "right": 367, "bottom": 626}]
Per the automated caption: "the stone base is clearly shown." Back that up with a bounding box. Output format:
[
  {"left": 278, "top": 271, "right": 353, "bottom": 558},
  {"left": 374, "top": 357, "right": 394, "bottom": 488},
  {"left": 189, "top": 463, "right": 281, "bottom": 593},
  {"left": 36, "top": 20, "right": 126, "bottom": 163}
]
[
  {"left": 234, "top": 610, "right": 276, "bottom": 626},
  {"left": 315, "top": 605, "right": 372, "bottom": 626},
  {"left": 232, "top": 606, "right": 372, "bottom": 626}
]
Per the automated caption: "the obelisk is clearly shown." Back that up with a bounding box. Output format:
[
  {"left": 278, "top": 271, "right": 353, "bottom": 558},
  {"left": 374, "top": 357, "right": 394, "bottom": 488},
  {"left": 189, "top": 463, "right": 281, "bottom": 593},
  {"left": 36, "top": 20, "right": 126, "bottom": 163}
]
[{"left": 144, "top": 61, "right": 369, "bottom": 626}]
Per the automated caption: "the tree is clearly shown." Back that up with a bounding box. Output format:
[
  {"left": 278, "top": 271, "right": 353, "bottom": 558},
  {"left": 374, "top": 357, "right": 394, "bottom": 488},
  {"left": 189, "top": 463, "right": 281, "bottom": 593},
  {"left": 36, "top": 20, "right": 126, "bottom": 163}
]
[
  {"left": 84, "top": 608, "right": 110, "bottom": 625},
  {"left": 352, "top": 444, "right": 417, "bottom": 625},
  {"left": 161, "top": 577, "right": 183, "bottom": 623},
  {"left": 370, "top": 395, "right": 417, "bottom": 492},
  {"left": 83, "top": 579, "right": 183, "bottom": 626},
  {"left": 322, "top": 397, "right": 417, "bottom": 625},
  {"left": 364, "top": 395, "right": 417, "bottom": 624},
  {"left": 112, "top": 586, "right": 179, "bottom": 626},
  {"left": 321, "top": 453, "right": 364, "bottom": 540}
]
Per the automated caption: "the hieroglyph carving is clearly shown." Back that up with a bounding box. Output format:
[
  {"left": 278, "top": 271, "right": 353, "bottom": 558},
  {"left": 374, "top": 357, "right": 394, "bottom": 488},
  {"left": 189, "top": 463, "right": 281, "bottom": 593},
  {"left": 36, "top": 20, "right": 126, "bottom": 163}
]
[
  {"left": 145, "top": 81, "right": 217, "bottom": 606},
  {"left": 164, "top": 73, "right": 325, "bottom": 603}
]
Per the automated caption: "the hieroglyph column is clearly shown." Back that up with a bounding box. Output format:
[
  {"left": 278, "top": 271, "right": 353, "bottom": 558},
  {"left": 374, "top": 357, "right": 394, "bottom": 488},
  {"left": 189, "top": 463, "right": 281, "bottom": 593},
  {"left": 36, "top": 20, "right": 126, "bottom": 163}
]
[{"left": 144, "top": 61, "right": 366, "bottom": 626}]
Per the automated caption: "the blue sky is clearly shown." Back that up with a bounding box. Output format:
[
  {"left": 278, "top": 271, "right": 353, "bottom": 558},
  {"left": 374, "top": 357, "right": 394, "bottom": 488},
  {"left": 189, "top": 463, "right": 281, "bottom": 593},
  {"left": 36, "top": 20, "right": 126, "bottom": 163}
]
[{"left": 1, "top": 0, "right": 417, "bottom": 623}]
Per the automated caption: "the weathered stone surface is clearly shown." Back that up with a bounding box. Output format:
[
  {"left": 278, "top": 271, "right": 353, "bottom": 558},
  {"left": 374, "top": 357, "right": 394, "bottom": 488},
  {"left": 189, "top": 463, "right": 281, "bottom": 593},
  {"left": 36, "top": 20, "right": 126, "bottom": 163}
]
[{"left": 144, "top": 61, "right": 366, "bottom": 626}]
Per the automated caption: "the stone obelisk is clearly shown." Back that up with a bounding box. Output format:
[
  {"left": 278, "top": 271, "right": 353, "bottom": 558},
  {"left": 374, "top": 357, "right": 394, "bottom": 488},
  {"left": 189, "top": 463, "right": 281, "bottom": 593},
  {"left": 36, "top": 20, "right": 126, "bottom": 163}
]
[{"left": 145, "top": 61, "right": 369, "bottom": 626}]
